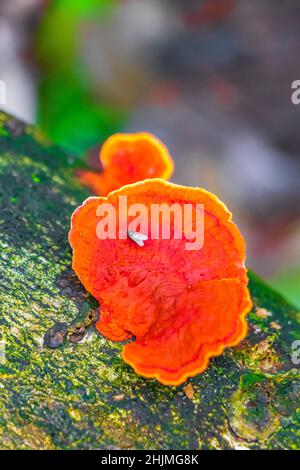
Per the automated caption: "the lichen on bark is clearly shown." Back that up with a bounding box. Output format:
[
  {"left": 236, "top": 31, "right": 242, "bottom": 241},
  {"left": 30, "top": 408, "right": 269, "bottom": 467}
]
[{"left": 0, "top": 111, "right": 299, "bottom": 449}]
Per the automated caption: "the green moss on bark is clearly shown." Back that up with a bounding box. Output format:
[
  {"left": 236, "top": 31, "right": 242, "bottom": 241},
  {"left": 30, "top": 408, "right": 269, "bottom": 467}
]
[{"left": 0, "top": 111, "right": 299, "bottom": 449}]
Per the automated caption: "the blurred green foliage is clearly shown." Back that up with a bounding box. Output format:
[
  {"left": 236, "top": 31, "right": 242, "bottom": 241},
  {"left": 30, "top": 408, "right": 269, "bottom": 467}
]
[
  {"left": 271, "top": 269, "right": 300, "bottom": 309},
  {"left": 36, "top": 0, "right": 125, "bottom": 156}
]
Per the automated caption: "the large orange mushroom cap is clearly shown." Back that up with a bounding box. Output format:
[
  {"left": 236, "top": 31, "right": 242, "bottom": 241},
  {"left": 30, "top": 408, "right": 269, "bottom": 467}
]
[
  {"left": 78, "top": 132, "right": 174, "bottom": 196},
  {"left": 69, "top": 179, "right": 252, "bottom": 386}
]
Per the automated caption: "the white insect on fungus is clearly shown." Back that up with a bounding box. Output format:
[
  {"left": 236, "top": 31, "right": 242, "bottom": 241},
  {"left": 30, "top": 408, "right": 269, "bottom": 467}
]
[{"left": 127, "top": 230, "right": 148, "bottom": 247}]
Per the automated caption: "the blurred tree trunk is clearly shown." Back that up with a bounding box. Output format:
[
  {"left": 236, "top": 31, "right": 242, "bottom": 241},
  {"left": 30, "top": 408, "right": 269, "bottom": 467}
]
[{"left": 0, "top": 111, "right": 299, "bottom": 450}]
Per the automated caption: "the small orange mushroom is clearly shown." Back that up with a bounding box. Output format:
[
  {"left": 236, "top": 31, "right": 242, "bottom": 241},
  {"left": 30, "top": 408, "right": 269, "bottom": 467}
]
[
  {"left": 69, "top": 179, "right": 252, "bottom": 386},
  {"left": 78, "top": 132, "right": 174, "bottom": 196}
]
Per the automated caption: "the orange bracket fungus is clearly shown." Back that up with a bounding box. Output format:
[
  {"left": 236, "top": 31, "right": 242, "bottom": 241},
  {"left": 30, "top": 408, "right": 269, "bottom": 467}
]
[
  {"left": 77, "top": 132, "right": 174, "bottom": 196},
  {"left": 69, "top": 179, "right": 252, "bottom": 386}
]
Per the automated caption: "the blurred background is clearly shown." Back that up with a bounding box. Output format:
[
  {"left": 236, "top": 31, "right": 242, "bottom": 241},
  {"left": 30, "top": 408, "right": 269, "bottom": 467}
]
[{"left": 0, "top": 0, "right": 299, "bottom": 307}]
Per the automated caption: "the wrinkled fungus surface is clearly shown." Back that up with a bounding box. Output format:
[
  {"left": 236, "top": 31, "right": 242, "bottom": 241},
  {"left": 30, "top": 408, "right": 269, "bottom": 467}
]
[
  {"left": 69, "top": 179, "right": 251, "bottom": 385},
  {"left": 78, "top": 132, "right": 174, "bottom": 196}
]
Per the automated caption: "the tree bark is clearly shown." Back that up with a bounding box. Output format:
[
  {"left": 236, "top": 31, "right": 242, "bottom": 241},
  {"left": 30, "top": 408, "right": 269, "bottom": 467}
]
[{"left": 0, "top": 111, "right": 299, "bottom": 450}]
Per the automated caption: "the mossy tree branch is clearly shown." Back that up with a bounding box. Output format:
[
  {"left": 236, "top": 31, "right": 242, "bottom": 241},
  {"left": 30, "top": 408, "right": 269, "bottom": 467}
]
[{"left": 0, "top": 111, "right": 299, "bottom": 449}]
